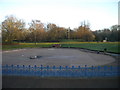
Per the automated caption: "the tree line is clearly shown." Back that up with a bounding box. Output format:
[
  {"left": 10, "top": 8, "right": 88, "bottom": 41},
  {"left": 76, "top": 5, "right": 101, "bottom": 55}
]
[
  {"left": 93, "top": 25, "right": 120, "bottom": 42},
  {"left": 1, "top": 16, "right": 120, "bottom": 44}
]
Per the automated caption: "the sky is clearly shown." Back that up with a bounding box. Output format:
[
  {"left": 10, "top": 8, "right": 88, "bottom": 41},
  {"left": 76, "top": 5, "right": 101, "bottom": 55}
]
[{"left": 0, "top": 0, "right": 119, "bottom": 31}]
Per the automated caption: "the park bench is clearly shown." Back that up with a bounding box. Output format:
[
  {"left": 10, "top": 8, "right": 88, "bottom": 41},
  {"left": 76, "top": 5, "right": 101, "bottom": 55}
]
[{"left": 52, "top": 44, "right": 61, "bottom": 48}]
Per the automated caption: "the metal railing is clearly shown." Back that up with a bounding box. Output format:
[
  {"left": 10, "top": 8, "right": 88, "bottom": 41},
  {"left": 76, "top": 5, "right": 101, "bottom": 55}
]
[{"left": 2, "top": 64, "right": 120, "bottom": 77}]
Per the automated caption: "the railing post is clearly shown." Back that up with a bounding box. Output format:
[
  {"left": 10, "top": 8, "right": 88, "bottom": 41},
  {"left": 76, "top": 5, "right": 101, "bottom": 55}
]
[
  {"left": 46, "top": 65, "right": 49, "bottom": 76},
  {"left": 97, "top": 66, "right": 100, "bottom": 76},
  {"left": 34, "top": 65, "right": 37, "bottom": 76},
  {"left": 85, "top": 65, "right": 87, "bottom": 77},
  {"left": 11, "top": 64, "right": 13, "bottom": 69},
  {"left": 110, "top": 66, "right": 113, "bottom": 76},
  {"left": 78, "top": 66, "right": 81, "bottom": 77},
  {"left": 40, "top": 65, "right": 43, "bottom": 77},
  {"left": 41, "top": 65, "right": 43, "bottom": 70},
  {"left": 110, "top": 66, "right": 112, "bottom": 70},
  {"left": 72, "top": 66, "right": 74, "bottom": 69},
  {"left": 53, "top": 65, "right": 55, "bottom": 69},
  {"left": 53, "top": 66, "right": 56, "bottom": 76},
  {"left": 91, "top": 66, "right": 94, "bottom": 70},
  {"left": 65, "top": 66, "right": 68, "bottom": 76},
  {"left": 91, "top": 66, "right": 94, "bottom": 77},
  {"left": 17, "top": 65, "right": 19, "bottom": 68},
  {"left": 65, "top": 66, "right": 68, "bottom": 69},
  {"left": 28, "top": 65, "right": 31, "bottom": 76},
  {"left": 28, "top": 65, "right": 30, "bottom": 69},
  {"left": 6, "top": 64, "right": 8, "bottom": 75},
  {"left": 71, "top": 66, "right": 74, "bottom": 77},
  {"left": 104, "top": 66, "right": 107, "bottom": 76},
  {"left": 11, "top": 64, "right": 14, "bottom": 75},
  {"left": 23, "top": 65, "right": 25, "bottom": 76},
  {"left": 59, "top": 66, "right": 62, "bottom": 77},
  {"left": 16, "top": 65, "right": 19, "bottom": 75},
  {"left": 78, "top": 66, "right": 80, "bottom": 69},
  {"left": 47, "top": 65, "right": 49, "bottom": 70},
  {"left": 59, "top": 66, "right": 62, "bottom": 70}
]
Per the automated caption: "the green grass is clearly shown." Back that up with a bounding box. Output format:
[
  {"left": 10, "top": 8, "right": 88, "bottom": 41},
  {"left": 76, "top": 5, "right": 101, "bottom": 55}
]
[
  {"left": 2, "top": 42, "right": 120, "bottom": 54},
  {"left": 61, "top": 43, "right": 120, "bottom": 53},
  {"left": 59, "top": 39, "right": 84, "bottom": 42},
  {"left": 2, "top": 44, "right": 52, "bottom": 50}
]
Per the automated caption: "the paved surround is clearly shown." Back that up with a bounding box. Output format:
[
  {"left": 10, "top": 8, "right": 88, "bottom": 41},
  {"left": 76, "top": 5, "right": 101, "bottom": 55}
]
[{"left": 2, "top": 48, "right": 116, "bottom": 67}]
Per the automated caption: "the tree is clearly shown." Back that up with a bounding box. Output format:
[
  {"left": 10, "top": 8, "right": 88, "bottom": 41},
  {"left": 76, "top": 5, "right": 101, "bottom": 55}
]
[
  {"left": 28, "top": 20, "right": 46, "bottom": 43},
  {"left": 92, "top": 30, "right": 103, "bottom": 41},
  {"left": 76, "top": 21, "right": 95, "bottom": 41},
  {"left": 93, "top": 25, "right": 120, "bottom": 42},
  {"left": 2, "top": 15, "right": 25, "bottom": 44},
  {"left": 46, "top": 23, "right": 67, "bottom": 41},
  {"left": 110, "top": 25, "right": 120, "bottom": 41}
]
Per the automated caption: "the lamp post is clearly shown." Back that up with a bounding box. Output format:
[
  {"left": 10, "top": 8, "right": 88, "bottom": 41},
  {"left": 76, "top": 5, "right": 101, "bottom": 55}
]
[
  {"left": 35, "top": 28, "right": 36, "bottom": 45},
  {"left": 67, "top": 27, "right": 70, "bottom": 39},
  {"left": 34, "top": 20, "right": 41, "bottom": 45},
  {"left": 67, "top": 27, "right": 71, "bottom": 48}
]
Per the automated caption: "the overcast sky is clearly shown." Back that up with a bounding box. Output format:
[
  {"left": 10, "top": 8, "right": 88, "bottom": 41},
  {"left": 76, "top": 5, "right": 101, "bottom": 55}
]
[{"left": 0, "top": 0, "right": 119, "bottom": 30}]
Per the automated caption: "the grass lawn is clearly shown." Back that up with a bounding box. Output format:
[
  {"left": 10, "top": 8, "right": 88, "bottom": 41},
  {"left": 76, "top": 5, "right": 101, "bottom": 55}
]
[
  {"left": 61, "top": 42, "right": 120, "bottom": 54},
  {"left": 2, "top": 43, "right": 52, "bottom": 50},
  {"left": 2, "top": 42, "right": 120, "bottom": 54}
]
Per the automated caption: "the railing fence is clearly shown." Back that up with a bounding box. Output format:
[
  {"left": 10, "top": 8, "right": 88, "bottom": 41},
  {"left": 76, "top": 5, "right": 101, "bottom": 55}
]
[{"left": 2, "top": 64, "right": 120, "bottom": 77}]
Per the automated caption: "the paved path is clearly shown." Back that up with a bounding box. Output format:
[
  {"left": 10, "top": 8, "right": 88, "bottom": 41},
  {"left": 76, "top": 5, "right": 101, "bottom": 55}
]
[
  {"left": 2, "top": 48, "right": 115, "bottom": 67},
  {"left": 2, "top": 76, "right": 119, "bottom": 88}
]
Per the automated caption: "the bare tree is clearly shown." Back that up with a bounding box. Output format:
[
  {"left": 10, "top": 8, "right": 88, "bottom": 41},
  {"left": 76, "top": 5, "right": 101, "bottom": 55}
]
[
  {"left": 76, "top": 21, "right": 95, "bottom": 41},
  {"left": 28, "top": 20, "right": 46, "bottom": 43}
]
